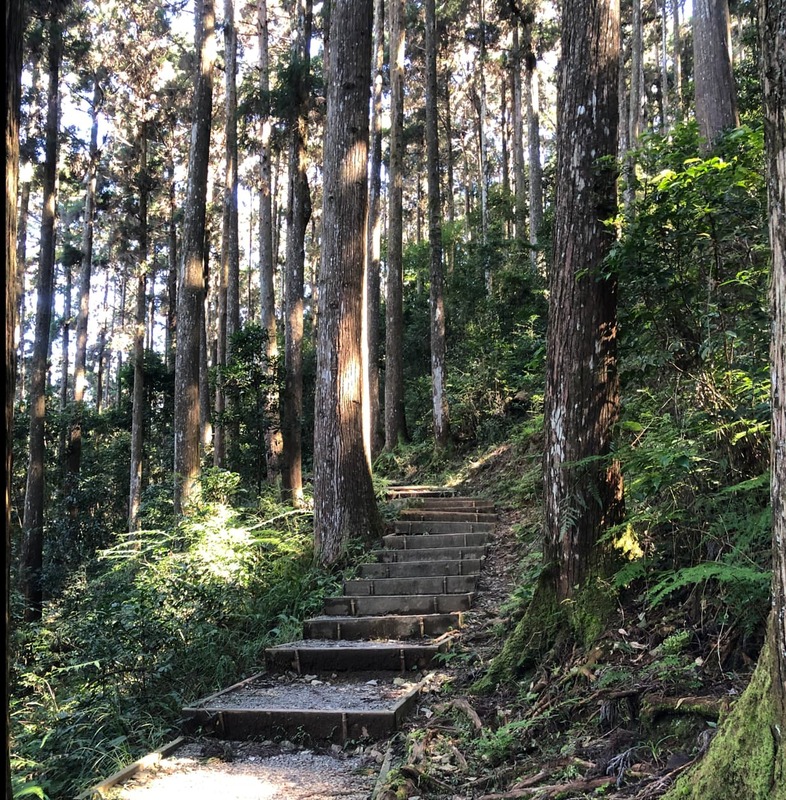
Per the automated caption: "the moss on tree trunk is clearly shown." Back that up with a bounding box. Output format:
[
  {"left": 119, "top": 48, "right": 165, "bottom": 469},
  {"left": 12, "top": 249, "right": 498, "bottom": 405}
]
[{"left": 663, "top": 629, "right": 785, "bottom": 800}]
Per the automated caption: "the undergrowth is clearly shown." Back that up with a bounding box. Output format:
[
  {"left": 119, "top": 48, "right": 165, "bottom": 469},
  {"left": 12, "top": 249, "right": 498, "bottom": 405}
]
[{"left": 9, "top": 475, "right": 361, "bottom": 799}]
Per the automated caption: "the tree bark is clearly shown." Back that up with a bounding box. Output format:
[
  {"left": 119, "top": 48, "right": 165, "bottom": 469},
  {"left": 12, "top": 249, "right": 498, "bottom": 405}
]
[
  {"left": 257, "top": 0, "right": 283, "bottom": 484},
  {"left": 129, "top": 131, "right": 148, "bottom": 531},
  {"left": 68, "top": 77, "right": 102, "bottom": 492},
  {"left": 281, "top": 0, "right": 312, "bottom": 505},
  {"left": 523, "top": 23, "right": 542, "bottom": 269},
  {"left": 59, "top": 261, "right": 72, "bottom": 467},
  {"left": 174, "top": 0, "right": 215, "bottom": 514},
  {"left": 425, "top": 0, "right": 450, "bottom": 450},
  {"left": 543, "top": 0, "right": 623, "bottom": 603},
  {"left": 314, "top": 0, "right": 383, "bottom": 567},
  {"left": 166, "top": 160, "right": 178, "bottom": 373},
  {"left": 673, "top": 0, "right": 683, "bottom": 115},
  {"left": 215, "top": 0, "right": 240, "bottom": 469},
  {"left": 659, "top": 0, "right": 669, "bottom": 130},
  {"left": 6, "top": 0, "right": 23, "bottom": 784},
  {"left": 512, "top": 23, "right": 527, "bottom": 244},
  {"left": 692, "top": 0, "right": 738, "bottom": 150},
  {"left": 21, "top": 14, "right": 61, "bottom": 622},
  {"left": 364, "top": 0, "right": 385, "bottom": 464},
  {"left": 385, "top": 0, "right": 408, "bottom": 449}
]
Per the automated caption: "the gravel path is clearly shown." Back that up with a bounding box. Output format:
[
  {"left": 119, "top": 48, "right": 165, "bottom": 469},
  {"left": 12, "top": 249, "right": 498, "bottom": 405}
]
[
  {"left": 108, "top": 742, "right": 381, "bottom": 800},
  {"left": 197, "top": 672, "right": 419, "bottom": 711}
]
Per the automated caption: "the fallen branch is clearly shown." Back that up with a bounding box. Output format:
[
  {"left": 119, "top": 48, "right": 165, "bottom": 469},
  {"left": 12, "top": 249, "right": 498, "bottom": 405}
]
[
  {"left": 478, "top": 776, "right": 614, "bottom": 799},
  {"left": 431, "top": 697, "right": 484, "bottom": 730}
]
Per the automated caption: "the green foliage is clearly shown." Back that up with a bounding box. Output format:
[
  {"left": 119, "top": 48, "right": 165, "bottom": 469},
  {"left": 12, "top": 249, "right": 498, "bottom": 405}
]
[
  {"left": 612, "top": 124, "right": 772, "bottom": 646},
  {"left": 9, "top": 486, "right": 344, "bottom": 797}
]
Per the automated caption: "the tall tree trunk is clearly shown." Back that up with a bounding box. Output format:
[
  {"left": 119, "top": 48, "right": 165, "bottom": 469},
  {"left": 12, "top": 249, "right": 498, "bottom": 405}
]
[
  {"left": 59, "top": 261, "right": 72, "bottom": 467},
  {"left": 673, "top": 0, "right": 683, "bottom": 115},
  {"left": 68, "top": 77, "right": 101, "bottom": 494},
  {"left": 385, "top": 0, "right": 408, "bottom": 449},
  {"left": 764, "top": 0, "right": 786, "bottom": 780},
  {"left": 174, "top": 0, "right": 215, "bottom": 514},
  {"left": 425, "top": 0, "right": 449, "bottom": 450},
  {"left": 314, "top": 0, "right": 383, "bottom": 567},
  {"left": 659, "top": 0, "right": 669, "bottom": 130},
  {"left": 257, "top": 0, "right": 283, "bottom": 485},
  {"left": 524, "top": 23, "right": 543, "bottom": 269},
  {"left": 663, "top": 5, "right": 786, "bottom": 795},
  {"left": 281, "top": 0, "right": 312, "bottom": 505},
  {"left": 95, "top": 271, "right": 110, "bottom": 414},
  {"left": 543, "top": 0, "right": 622, "bottom": 603},
  {"left": 475, "top": 0, "right": 490, "bottom": 289},
  {"left": 512, "top": 22, "right": 527, "bottom": 244},
  {"left": 692, "top": 0, "right": 738, "bottom": 150},
  {"left": 501, "top": 71, "right": 510, "bottom": 208},
  {"left": 16, "top": 178, "right": 30, "bottom": 403},
  {"left": 129, "top": 131, "right": 148, "bottom": 531},
  {"left": 21, "top": 14, "right": 62, "bottom": 622},
  {"left": 364, "top": 0, "right": 385, "bottom": 464},
  {"left": 215, "top": 0, "right": 240, "bottom": 469},
  {"left": 442, "top": 68, "right": 456, "bottom": 274},
  {"left": 624, "top": 0, "right": 643, "bottom": 212},
  {"left": 6, "top": 0, "right": 23, "bottom": 785},
  {"left": 165, "top": 161, "right": 178, "bottom": 373}
]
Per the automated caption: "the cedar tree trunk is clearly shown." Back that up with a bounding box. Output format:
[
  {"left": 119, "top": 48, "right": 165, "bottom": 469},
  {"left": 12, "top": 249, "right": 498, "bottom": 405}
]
[
  {"left": 543, "top": 0, "right": 623, "bottom": 603},
  {"left": 314, "top": 0, "right": 384, "bottom": 567}
]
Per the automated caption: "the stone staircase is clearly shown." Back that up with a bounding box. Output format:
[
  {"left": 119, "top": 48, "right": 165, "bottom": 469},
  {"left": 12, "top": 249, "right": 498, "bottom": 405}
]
[{"left": 183, "top": 487, "right": 496, "bottom": 744}]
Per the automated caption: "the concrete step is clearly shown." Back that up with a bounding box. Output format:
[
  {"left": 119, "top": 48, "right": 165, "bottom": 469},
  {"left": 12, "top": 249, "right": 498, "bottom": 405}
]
[
  {"left": 409, "top": 497, "right": 495, "bottom": 511},
  {"left": 386, "top": 485, "right": 456, "bottom": 499},
  {"left": 373, "top": 545, "right": 488, "bottom": 562},
  {"left": 394, "top": 520, "right": 495, "bottom": 534},
  {"left": 399, "top": 509, "right": 498, "bottom": 523},
  {"left": 383, "top": 531, "right": 490, "bottom": 550},
  {"left": 183, "top": 671, "right": 425, "bottom": 744},
  {"left": 344, "top": 574, "right": 478, "bottom": 596},
  {"left": 303, "top": 612, "right": 463, "bottom": 640},
  {"left": 358, "top": 557, "right": 484, "bottom": 578},
  {"left": 265, "top": 638, "right": 451, "bottom": 673},
  {"left": 323, "top": 592, "right": 474, "bottom": 616}
]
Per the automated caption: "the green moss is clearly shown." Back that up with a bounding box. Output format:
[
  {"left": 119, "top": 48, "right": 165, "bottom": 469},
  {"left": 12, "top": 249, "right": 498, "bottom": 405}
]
[
  {"left": 663, "top": 638, "right": 784, "bottom": 800},
  {"left": 564, "top": 579, "right": 617, "bottom": 648},
  {"left": 473, "top": 570, "right": 564, "bottom": 692}
]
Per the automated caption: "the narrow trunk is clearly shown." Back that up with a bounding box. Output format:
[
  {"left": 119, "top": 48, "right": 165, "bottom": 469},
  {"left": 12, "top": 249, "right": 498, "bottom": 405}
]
[
  {"left": 21, "top": 16, "right": 62, "bottom": 622},
  {"left": 524, "top": 23, "right": 543, "bottom": 268},
  {"left": 425, "top": 0, "right": 449, "bottom": 450},
  {"left": 165, "top": 162, "right": 178, "bottom": 373},
  {"left": 16, "top": 179, "right": 30, "bottom": 403},
  {"left": 69, "top": 77, "right": 101, "bottom": 491},
  {"left": 624, "top": 0, "right": 642, "bottom": 211},
  {"left": 95, "top": 272, "right": 110, "bottom": 414},
  {"left": 129, "top": 131, "right": 148, "bottom": 532},
  {"left": 543, "top": 0, "right": 623, "bottom": 603},
  {"left": 364, "top": 0, "right": 385, "bottom": 463},
  {"left": 314, "top": 0, "right": 383, "bottom": 567},
  {"left": 59, "top": 262, "right": 71, "bottom": 468},
  {"left": 174, "top": 0, "right": 215, "bottom": 514},
  {"left": 512, "top": 23, "right": 527, "bottom": 244},
  {"left": 384, "top": 0, "right": 408, "bottom": 449},
  {"left": 215, "top": 0, "right": 240, "bottom": 468},
  {"left": 673, "top": 0, "right": 683, "bottom": 115},
  {"left": 659, "top": 0, "right": 669, "bottom": 130},
  {"left": 258, "top": 0, "right": 283, "bottom": 484},
  {"left": 281, "top": 0, "right": 313, "bottom": 505}
]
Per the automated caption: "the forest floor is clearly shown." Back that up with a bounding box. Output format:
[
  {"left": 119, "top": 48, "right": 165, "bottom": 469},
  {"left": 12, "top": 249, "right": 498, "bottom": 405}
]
[{"left": 103, "top": 437, "right": 758, "bottom": 799}]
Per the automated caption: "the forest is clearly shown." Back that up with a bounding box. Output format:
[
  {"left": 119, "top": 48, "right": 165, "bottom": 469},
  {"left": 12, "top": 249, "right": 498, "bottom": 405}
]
[{"left": 3, "top": 0, "right": 785, "bottom": 797}]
